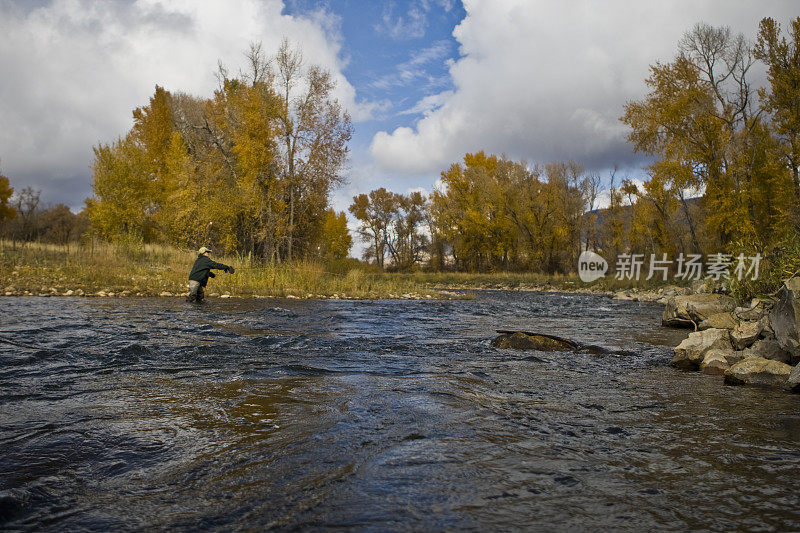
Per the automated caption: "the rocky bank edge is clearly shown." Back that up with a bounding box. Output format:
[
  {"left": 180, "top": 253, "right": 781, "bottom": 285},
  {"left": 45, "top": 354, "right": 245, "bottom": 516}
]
[
  {"left": 654, "top": 278, "right": 800, "bottom": 392},
  {"left": 493, "top": 282, "right": 800, "bottom": 392},
  {"left": 1, "top": 286, "right": 466, "bottom": 300}
]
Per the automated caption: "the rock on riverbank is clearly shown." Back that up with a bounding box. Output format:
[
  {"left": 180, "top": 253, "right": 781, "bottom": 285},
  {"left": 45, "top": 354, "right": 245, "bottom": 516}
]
[
  {"left": 612, "top": 285, "right": 688, "bottom": 303},
  {"left": 723, "top": 357, "right": 793, "bottom": 386},
  {"left": 662, "top": 293, "right": 738, "bottom": 328},
  {"left": 667, "top": 276, "right": 800, "bottom": 391}
]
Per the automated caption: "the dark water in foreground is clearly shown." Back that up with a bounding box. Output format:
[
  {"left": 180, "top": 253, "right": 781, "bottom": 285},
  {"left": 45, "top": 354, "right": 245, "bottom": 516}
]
[{"left": 1, "top": 291, "right": 800, "bottom": 531}]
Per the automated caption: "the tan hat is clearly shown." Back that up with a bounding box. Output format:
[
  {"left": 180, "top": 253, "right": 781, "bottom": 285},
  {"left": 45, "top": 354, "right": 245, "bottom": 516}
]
[{"left": 198, "top": 246, "right": 212, "bottom": 254}]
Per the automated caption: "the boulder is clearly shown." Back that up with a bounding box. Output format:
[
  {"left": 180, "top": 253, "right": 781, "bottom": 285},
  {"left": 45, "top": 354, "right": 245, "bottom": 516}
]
[
  {"left": 769, "top": 276, "right": 800, "bottom": 360},
  {"left": 699, "top": 312, "right": 738, "bottom": 331},
  {"left": 492, "top": 332, "right": 574, "bottom": 351},
  {"left": 729, "top": 319, "right": 765, "bottom": 350},
  {"left": 613, "top": 290, "right": 637, "bottom": 301},
  {"left": 670, "top": 328, "right": 732, "bottom": 370},
  {"left": 724, "top": 357, "right": 792, "bottom": 387},
  {"left": 786, "top": 364, "right": 800, "bottom": 393},
  {"left": 722, "top": 350, "right": 747, "bottom": 366},
  {"left": 700, "top": 349, "right": 731, "bottom": 375},
  {"left": 760, "top": 320, "right": 776, "bottom": 340},
  {"left": 741, "top": 339, "right": 792, "bottom": 364},
  {"left": 735, "top": 298, "right": 773, "bottom": 321},
  {"left": 662, "top": 294, "right": 737, "bottom": 328}
]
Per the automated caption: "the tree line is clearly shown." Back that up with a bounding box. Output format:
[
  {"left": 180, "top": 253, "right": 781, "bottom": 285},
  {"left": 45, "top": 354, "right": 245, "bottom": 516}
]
[
  {"left": 0, "top": 174, "right": 88, "bottom": 246},
  {"left": 2, "top": 18, "right": 798, "bottom": 279},
  {"left": 351, "top": 18, "right": 800, "bottom": 276}
]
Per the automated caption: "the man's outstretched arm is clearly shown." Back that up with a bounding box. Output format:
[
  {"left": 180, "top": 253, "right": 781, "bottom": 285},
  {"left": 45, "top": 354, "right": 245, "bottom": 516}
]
[{"left": 207, "top": 258, "right": 234, "bottom": 273}]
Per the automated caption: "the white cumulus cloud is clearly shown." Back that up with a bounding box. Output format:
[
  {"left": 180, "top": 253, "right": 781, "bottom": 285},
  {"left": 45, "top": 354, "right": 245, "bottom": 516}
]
[
  {"left": 370, "top": 0, "right": 799, "bottom": 177},
  {"left": 0, "top": 0, "right": 371, "bottom": 207}
]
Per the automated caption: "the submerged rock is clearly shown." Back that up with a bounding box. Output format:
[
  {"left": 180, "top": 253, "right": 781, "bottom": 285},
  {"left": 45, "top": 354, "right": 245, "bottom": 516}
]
[
  {"left": 670, "top": 328, "right": 731, "bottom": 370},
  {"left": 724, "top": 357, "right": 792, "bottom": 387},
  {"left": 662, "top": 294, "right": 737, "bottom": 328},
  {"left": 492, "top": 332, "right": 575, "bottom": 351}
]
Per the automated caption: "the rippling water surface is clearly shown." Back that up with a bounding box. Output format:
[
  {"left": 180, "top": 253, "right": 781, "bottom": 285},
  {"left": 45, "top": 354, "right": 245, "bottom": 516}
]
[{"left": 2, "top": 291, "right": 800, "bottom": 531}]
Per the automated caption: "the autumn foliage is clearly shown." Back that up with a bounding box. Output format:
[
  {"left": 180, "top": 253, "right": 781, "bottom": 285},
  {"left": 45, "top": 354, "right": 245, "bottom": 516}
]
[
  {"left": 86, "top": 41, "right": 352, "bottom": 261},
  {"left": 15, "top": 18, "right": 798, "bottom": 287},
  {"left": 342, "top": 18, "right": 800, "bottom": 279}
]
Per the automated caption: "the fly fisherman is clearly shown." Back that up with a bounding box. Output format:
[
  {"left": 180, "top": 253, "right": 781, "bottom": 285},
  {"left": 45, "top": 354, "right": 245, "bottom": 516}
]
[{"left": 187, "top": 247, "right": 235, "bottom": 303}]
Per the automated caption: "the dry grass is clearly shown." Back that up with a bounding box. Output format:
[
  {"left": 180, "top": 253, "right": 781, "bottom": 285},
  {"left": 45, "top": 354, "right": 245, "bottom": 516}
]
[
  {"left": 0, "top": 241, "right": 683, "bottom": 299},
  {"left": 0, "top": 241, "right": 464, "bottom": 299}
]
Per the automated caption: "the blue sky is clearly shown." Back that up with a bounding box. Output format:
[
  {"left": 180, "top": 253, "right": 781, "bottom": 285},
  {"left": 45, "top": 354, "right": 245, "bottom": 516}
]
[
  {"left": 283, "top": 0, "right": 468, "bottom": 209},
  {"left": 286, "top": 0, "right": 465, "bottom": 130},
  {"left": 0, "top": 0, "right": 798, "bottom": 225}
]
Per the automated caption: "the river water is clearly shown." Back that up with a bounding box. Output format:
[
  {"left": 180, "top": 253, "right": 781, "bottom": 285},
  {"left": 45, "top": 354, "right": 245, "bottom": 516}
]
[{"left": 1, "top": 291, "right": 799, "bottom": 531}]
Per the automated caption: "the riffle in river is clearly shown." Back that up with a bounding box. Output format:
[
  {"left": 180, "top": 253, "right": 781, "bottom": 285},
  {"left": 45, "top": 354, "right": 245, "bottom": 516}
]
[{"left": 1, "top": 291, "right": 799, "bottom": 531}]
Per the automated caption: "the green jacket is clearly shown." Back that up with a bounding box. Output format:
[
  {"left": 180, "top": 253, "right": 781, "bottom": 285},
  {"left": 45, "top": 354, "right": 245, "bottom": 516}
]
[{"left": 188, "top": 254, "right": 231, "bottom": 286}]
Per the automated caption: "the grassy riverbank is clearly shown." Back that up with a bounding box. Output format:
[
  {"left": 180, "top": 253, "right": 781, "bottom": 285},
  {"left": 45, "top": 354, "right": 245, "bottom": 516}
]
[
  {"left": 0, "top": 242, "right": 458, "bottom": 299},
  {"left": 0, "top": 241, "right": 685, "bottom": 299}
]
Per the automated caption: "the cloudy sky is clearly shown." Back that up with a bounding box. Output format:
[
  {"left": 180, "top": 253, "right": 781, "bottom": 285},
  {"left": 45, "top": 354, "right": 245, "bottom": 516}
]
[{"left": 0, "top": 0, "right": 797, "bottom": 215}]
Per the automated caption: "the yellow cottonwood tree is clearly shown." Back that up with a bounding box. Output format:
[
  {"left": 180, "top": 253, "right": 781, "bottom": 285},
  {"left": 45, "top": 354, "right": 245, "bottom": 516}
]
[
  {"left": 622, "top": 22, "right": 794, "bottom": 250},
  {"left": 86, "top": 135, "right": 153, "bottom": 242},
  {"left": 756, "top": 17, "right": 800, "bottom": 208},
  {"left": 320, "top": 208, "right": 352, "bottom": 260},
  {"left": 430, "top": 152, "right": 590, "bottom": 272},
  {"left": 0, "top": 172, "right": 15, "bottom": 226},
  {"left": 87, "top": 41, "right": 350, "bottom": 260}
]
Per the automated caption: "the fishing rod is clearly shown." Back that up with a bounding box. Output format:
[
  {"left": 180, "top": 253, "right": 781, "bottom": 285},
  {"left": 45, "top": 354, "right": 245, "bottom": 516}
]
[{"left": 229, "top": 267, "right": 390, "bottom": 278}]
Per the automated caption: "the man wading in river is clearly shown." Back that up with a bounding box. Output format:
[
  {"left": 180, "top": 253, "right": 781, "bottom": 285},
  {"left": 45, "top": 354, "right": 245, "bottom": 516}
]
[{"left": 187, "top": 247, "right": 235, "bottom": 303}]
